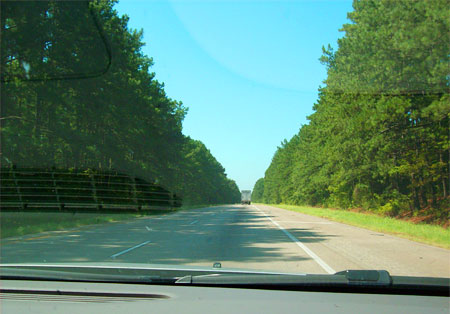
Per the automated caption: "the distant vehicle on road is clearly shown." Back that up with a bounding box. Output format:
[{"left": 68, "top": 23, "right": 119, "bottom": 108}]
[{"left": 241, "top": 190, "right": 251, "bottom": 205}]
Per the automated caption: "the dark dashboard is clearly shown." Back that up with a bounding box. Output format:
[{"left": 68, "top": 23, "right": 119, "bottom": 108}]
[{"left": 2, "top": 279, "right": 449, "bottom": 314}]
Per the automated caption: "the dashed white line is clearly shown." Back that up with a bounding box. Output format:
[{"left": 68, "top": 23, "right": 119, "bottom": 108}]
[
  {"left": 189, "top": 220, "right": 199, "bottom": 225},
  {"left": 252, "top": 205, "right": 335, "bottom": 274},
  {"left": 110, "top": 241, "right": 151, "bottom": 259}
]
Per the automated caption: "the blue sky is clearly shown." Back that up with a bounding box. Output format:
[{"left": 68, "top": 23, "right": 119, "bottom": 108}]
[{"left": 115, "top": 0, "right": 353, "bottom": 191}]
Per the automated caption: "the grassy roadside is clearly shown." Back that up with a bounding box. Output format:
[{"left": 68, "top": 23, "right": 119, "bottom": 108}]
[
  {"left": 0, "top": 211, "right": 148, "bottom": 239},
  {"left": 177, "top": 204, "right": 224, "bottom": 211},
  {"left": 0, "top": 204, "right": 218, "bottom": 240},
  {"left": 261, "top": 204, "right": 450, "bottom": 249}
]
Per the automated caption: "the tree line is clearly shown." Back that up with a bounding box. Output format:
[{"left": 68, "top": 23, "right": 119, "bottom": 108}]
[
  {"left": 254, "top": 0, "right": 449, "bottom": 218},
  {"left": 1, "top": 0, "right": 241, "bottom": 205}
]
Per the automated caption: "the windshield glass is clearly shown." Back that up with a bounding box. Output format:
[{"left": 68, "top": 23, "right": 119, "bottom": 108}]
[{"left": 1, "top": 0, "right": 449, "bottom": 280}]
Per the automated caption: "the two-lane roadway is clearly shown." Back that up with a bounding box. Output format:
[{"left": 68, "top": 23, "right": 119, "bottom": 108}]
[{"left": 1, "top": 204, "right": 449, "bottom": 277}]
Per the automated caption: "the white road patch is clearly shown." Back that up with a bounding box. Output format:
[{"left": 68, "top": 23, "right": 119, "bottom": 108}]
[
  {"left": 252, "top": 205, "right": 335, "bottom": 274},
  {"left": 110, "top": 241, "right": 151, "bottom": 259},
  {"left": 189, "top": 220, "right": 199, "bottom": 225}
]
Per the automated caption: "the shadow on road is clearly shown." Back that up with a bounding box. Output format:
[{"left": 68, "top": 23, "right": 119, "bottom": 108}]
[{"left": 0, "top": 205, "right": 337, "bottom": 269}]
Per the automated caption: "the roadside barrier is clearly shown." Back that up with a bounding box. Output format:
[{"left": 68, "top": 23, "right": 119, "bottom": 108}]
[{"left": 0, "top": 168, "right": 182, "bottom": 212}]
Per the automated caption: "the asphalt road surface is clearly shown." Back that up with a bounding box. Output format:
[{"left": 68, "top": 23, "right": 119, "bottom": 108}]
[{"left": 1, "top": 204, "right": 449, "bottom": 277}]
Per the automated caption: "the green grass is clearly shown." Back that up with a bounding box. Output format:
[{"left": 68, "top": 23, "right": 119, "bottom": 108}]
[
  {"left": 178, "top": 204, "right": 222, "bottom": 211},
  {"left": 0, "top": 211, "right": 150, "bottom": 239},
  {"left": 263, "top": 204, "right": 450, "bottom": 249},
  {"left": 0, "top": 204, "right": 221, "bottom": 239}
]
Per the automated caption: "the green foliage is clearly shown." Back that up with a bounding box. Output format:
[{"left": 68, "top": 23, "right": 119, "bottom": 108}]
[
  {"left": 251, "top": 178, "right": 264, "bottom": 203},
  {"left": 0, "top": 0, "right": 239, "bottom": 206},
  {"left": 261, "top": 0, "right": 450, "bottom": 215},
  {"left": 178, "top": 138, "right": 241, "bottom": 205}
]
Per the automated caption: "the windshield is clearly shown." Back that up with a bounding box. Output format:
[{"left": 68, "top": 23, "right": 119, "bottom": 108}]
[{"left": 1, "top": 0, "right": 449, "bottom": 281}]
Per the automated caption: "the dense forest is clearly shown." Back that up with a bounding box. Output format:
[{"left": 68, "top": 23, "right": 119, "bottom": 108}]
[
  {"left": 0, "top": 0, "right": 241, "bottom": 205},
  {"left": 251, "top": 178, "right": 264, "bottom": 203},
  {"left": 255, "top": 0, "right": 449, "bottom": 219}
]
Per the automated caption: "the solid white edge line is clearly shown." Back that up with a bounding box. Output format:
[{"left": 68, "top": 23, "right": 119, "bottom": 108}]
[
  {"left": 252, "top": 205, "right": 335, "bottom": 274},
  {"left": 110, "top": 241, "right": 151, "bottom": 259}
]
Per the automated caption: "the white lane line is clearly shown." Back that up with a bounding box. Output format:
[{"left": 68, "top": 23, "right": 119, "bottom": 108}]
[
  {"left": 110, "top": 241, "right": 151, "bottom": 259},
  {"left": 189, "top": 220, "right": 199, "bottom": 225},
  {"left": 252, "top": 205, "right": 335, "bottom": 274},
  {"left": 145, "top": 226, "right": 153, "bottom": 231}
]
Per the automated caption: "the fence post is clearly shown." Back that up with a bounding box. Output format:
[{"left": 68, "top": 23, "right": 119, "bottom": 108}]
[
  {"left": 91, "top": 173, "right": 100, "bottom": 210},
  {"left": 52, "top": 171, "right": 62, "bottom": 210},
  {"left": 132, "top": 177, "right": 140, "bottom": 211},
  {"left": 11, "top": 168, "right": 25, "bottom": 210}
]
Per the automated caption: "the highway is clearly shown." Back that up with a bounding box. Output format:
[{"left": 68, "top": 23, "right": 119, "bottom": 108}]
[{"left": 1, "top": 204, "right": 449, "bottom": 277}]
